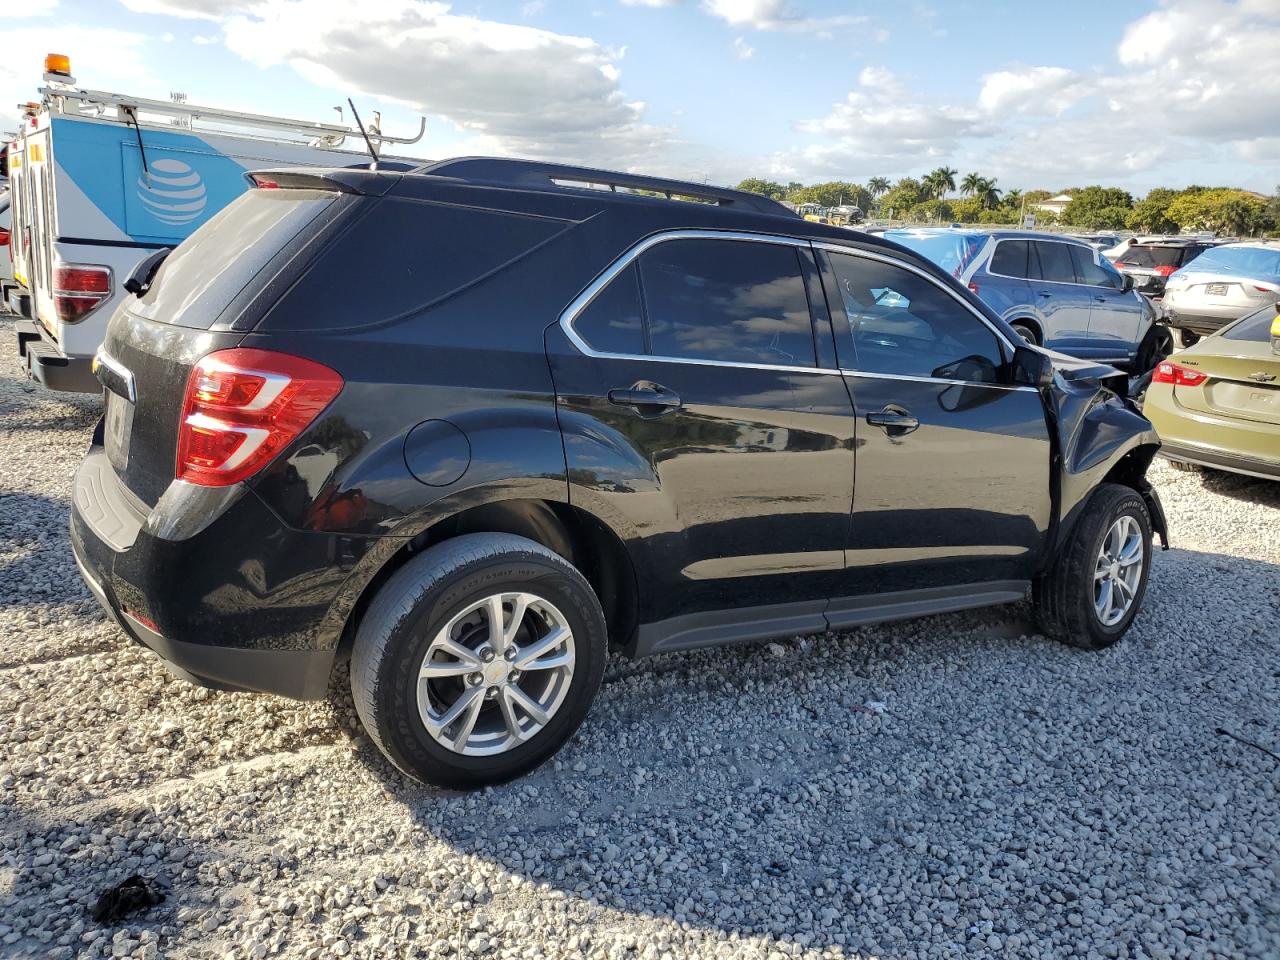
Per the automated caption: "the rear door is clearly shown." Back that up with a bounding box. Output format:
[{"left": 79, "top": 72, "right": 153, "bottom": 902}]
[
  {"left": 547, "top": 232, "right": 857, "bottom": 628},
  {"left": 1070, "top": 244, "right": 1141, "bottom": 362},
  {"left": 1029, "top": 239, "right": 1093, "bottom": 355},
  {"left": 816, "top": 245, "right": 1052, "bottom": 606}
]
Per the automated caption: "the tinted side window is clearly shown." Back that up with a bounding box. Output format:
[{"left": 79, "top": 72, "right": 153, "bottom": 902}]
[
  {"left": 639, "top": 239, "right": 816, "bottom": 367},
  {"left": 828, "top": 254, "right": 1005, "bottom": 383},
  {"left": 1069, "top": 245, "right": 1121, "bottom": 288},
  {"left": 1035, "top": 241, "right": 1077, "bottom": 284},
  {"left": 574, "top": 263, "right": 645, "bottom": 355},
  {"left": 263, "top": 198, "right": 566, "bottom": 331},
  {"left": 990, "top": 240, "right": 1032, "bottom": 278}
]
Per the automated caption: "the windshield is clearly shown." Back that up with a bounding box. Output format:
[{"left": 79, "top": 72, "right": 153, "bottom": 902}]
[
  {"left": 1119, "top": 245, "right": 1187, "bottom": 268},
  {"left": 885, "top": 231, "right": 984, "bottom": 277},
  {"left": 1222, "top": 306, "right": 1279, "bottom": 342},
  {"left": 1181, "top": 246, "right": 1280, "bottom": 278}
]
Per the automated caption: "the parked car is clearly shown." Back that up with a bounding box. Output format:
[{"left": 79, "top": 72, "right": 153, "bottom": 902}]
[
  {"left": 0, "top": 189, "right": 14, "bottom": 312},
  {"left": 1162, "top": 242, "right": 1280, "bottom": 345},
  {"left": 1112, "top": 240, "right": 1215, "bottom": 298},
  {"left": 885, "top": 228, "right": 1171, "bottom": 369},
  {"left": 72, "top": 159, "right": 1167, "bottom": 788},
  {"left": 1145, "top": 305, "right": 1280, "bottom": 480},
  {"left": 1071, "top": 233, "right": 1122, "bottom": 252}
]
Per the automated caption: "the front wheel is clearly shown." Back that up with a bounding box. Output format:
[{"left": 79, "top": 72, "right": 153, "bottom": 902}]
[
  {"left": 1010, "top": 322, "right": 1039, "bottom": 345},
  {"left": 1135, "top": 326, "right": 1174, "bottom": 373},
  {"left": 351, "top": 533, "right": 608, "bottom": 788},
  {"left": 1033, "top": 484, "right": 1153, "bottom": 650}
]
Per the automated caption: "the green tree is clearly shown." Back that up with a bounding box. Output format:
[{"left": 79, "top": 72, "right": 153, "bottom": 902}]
[
  {"left": 923, "top": 166, "right": 957, "bottom": 199},
  {"left": 879, "top": 178, "right": 925, "bottom": 217},
  {"left": 1125, "top": 187, "right": 1179, "bottom": 233},
  {"left": 868, "top": 176, "right": 890, "bottom": 198},
  {"left": 1023, "top": 189, "right": 1053, "bottom": 207},
  {"left": 788, "top": 180, "right": 867, "bottom": 208},
  {"left": 735, "top": 178, "right": 787, "bottom": 199},
  {"left": 1060, "top": 186, "right": 1134, "bottom": 228},
  {"left": 949, "top": 197, "right": 985, "bottom": 223},
  {"left": 907, "top": 198, "right": 954, "bottom": 223},
  {"left": 960, "top": 171, "right": 984, "bottom": 196},
  {"left": 1166, "top": 188, "right": 1272, "bottom": 235},
  {"left": 971, "top": 176, "right": 1002, "bottom": 209}
]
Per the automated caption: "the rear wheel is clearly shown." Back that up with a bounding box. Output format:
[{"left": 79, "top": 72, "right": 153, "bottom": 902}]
[
  {"left": 1177, "top": 329, "right": 1201, "bottom": 347},
  {"left": 351, "top": 533, "right": 608, "bottom": 788},
  {"left": 1135, "top": 326, "right": 1174, "bottom": 373},
  {"left": 1033, "top": 484, "right": 1152, "bottom": 650},
  {"left": 1010, "top": 321, "right": 1039, "bottom": 345}
]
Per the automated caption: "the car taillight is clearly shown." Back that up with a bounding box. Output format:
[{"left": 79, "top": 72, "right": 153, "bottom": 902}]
[
  {"left": 967, "top": 281, "right": 979, "bottom": 295},
  {"left": 1152, "top": 361, "right": 1207, "bottom": 387},
  {"left": 53, "top": 264, "right": 112, "bottom": 323},
  {"left": 1154, "top": 265, "right": 1176, "bottom": 277},
  {"left": 176, "top": 348, "right": 344, "bottom": 487},
  {"left": 251, "top": 175, "right": 279, "bottom": 189},
  {"left": 0, "top": 227, "right": 9, "bottom": 246}
]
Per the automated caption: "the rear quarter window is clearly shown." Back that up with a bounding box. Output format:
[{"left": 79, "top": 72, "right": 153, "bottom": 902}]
[
  {"left": 260, "top": 198, "right": 569, "bottom": 331},
  {"left": 130, "top": 189, "right": 336, "bottom": 328}
]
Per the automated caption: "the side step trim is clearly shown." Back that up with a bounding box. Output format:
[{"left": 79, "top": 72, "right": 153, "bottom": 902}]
[{"left": 634, "top": 581, "right": 1029, "bottom": 657}]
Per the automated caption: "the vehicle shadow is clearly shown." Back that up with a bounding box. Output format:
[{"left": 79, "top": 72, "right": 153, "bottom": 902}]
[
  {"left": 1190, "top": 467, "right": 1280, "bottom": 508},
  {"left": 328, "top": 545, "right": 1279, "bottom": 957}
]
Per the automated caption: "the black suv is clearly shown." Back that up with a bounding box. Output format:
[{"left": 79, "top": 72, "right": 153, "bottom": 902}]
[
  {"left": 72, "top": 159, "right": 1168, "bottom": 788},
  {"left": 1112, "top": 240, "right": 1214, "bottom": 297}
]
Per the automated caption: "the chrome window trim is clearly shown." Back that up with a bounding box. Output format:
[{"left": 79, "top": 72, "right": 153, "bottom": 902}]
[
  {"left": 841, "top": 369, "right": 1039, "bottom": 393},
  {"left": 558, "top": 229, "right": 834, "bottom": 376}
]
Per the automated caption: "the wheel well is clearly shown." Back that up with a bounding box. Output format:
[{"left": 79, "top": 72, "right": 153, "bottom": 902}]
[
  {"left": 1009, "top": 316, "right": 1041, "bottom": 343},
  {"left": 337, "top": 499, "right": 639, "bottom": 657},
  {"left": 1102, "top": 443, "right": 1159, "bottom": 492}
]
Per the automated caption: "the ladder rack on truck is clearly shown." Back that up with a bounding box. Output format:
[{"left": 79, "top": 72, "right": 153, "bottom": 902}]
[{"left": 7, "top": 53, "right": 425, "bottom": 393}]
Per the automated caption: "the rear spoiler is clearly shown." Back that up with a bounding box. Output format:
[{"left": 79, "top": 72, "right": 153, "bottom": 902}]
[{"left": 242, "top": 167, "right": 407, "bottom": 196}]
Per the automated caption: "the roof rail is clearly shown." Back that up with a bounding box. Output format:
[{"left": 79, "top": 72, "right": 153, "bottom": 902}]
[{"left": 417, "top": 157, "right": 797, "bottom": 218}]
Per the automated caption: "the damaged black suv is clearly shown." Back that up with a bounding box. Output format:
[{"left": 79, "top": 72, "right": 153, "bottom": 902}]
[{"left": 72, "top": 158, "right": 1168, "bottom": 788}]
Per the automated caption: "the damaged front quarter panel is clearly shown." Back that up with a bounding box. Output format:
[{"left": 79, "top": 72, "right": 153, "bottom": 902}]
[{"left": 1044, "top": 360, "right": 1169, "bottom": 559}]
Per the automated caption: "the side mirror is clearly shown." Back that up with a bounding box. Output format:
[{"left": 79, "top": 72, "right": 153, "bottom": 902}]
[
  {"left": 1013, "top": 345, "right": 1054, "bottom": 388},
  {"left": 1120, "top": 272, "right": 1135, "bottom": 293}
]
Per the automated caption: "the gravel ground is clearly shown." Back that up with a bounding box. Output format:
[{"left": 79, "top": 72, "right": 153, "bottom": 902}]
[{"left": 1, "top": 316, "right": 1277, "bottom": 960}]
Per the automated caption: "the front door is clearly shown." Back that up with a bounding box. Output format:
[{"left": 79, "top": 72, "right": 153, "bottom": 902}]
[
  {"left": 547, "top": 233, "right": 856, "bottom": 630},
  {"left": 815, "top": 246, "right": 1053, "bottom": 609},
  {"left": 1030, "top": 239, "right": 1094, "bottom": 355},
  {"left": 1070, "top": 245, "right": 1141, "bottom": 362}
]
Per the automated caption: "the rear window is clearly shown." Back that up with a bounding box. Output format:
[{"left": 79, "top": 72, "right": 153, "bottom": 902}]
[
  {"left": 1118, "top": 245, "right": 1187, "bottom": 268},
  {"left": 885, "top": 231, "right": 983, "bottom": 278},
  {"left": 990, "top": 239, "right": 1034, "bottom": 278},
  {"left": 131, "top": 188, "right": 335, "bottom": 328},
  {"left": 1222, "top": 307, "right": 1278, "bottom": 342},
  {"left": 1185, "top": 246, "right": 1280, "bottom": 277},
  {"left": 261, "top": 198, "right": 567, "bottom": 331}
]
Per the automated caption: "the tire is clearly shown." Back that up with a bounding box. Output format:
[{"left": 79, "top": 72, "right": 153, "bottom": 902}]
[
  {"left": 351, "top": 533, "right": 608, "bottom": 789},
  {"left": 1135, "top": 326, "right": 1174, "bottom": 373},
  {"left": 1033, "top": 483, "right": 1153, "bottom": 651},
  {"left": 1178, "top": 329, "right": 1200, "bottom": 347},
  {"left": 1010, "top": 321, "right": 1039, "bottom": 345}
]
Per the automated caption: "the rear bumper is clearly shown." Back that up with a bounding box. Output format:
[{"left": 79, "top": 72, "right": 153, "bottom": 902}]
[
  {"left": 71, "top": 440, "right": 345, "bottom": 699},
  {"left": 1160, "top": 440, "right": 1280, "bottom": 481},
  {"left": 15, "top": 319, "right": 101, "bottom": 393}
]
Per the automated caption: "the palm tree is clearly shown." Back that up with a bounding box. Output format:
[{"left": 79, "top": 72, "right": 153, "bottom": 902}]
[
  {"left": 868, "top": 176, "right": 890, "bottom": 198},
  {"left": 960, "top": 171, "right": 983, "bottom": 196},
  {"left": 975, "top": 177, "right": 1002, "bottom": 210},
  {"left": 1003, "top": 188, "right": 1023, "bottom": 210},
  {"left": 927, "top": 166, "right": 957, "bottom": 199}
]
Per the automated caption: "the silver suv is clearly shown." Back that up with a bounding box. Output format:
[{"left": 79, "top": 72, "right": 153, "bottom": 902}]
[{"left": 1162, "top": 242, "right": 1280, "bottom": 344}]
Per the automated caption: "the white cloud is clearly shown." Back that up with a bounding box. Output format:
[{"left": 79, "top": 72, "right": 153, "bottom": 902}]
[
  {"left": 621, "top": 0, "right": 681, "bottom": 5},
  {"left": 700, "top": 0, "right": 863, "bottom": 33},
  {"left": 520, "top": 0, "right": 546, "bottom": 16},
  {"left": 116, "top": 0, "right": 239, "bottom": 18},
  {"left": 732, "top": 36, "right": 755, "bottom": 60},
  {"left": 978, "top": 66, "right": 1085, "bottom": 116},
  {"left": 219, "top": 0, "right": 670, "bottom": 166},
  {"left": 11, "top": 0, "right": 58, "bottom": 15}
]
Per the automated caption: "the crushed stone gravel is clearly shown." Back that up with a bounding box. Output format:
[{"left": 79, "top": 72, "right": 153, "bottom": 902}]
[{"left": 1, "top": 317, "right": 1278, "bottom": 959}]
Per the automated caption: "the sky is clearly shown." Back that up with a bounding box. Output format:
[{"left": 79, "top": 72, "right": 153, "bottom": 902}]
[{"left": 2, "top": 0, "right": 1279, "bottom": 195}]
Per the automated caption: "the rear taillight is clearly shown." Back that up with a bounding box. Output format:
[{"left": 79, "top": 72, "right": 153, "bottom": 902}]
[
  {"left": 0, "top": 227, "right": 9, "bottom": 247},
  {"left": 251, "top": 175, "right": 280, "bottom": 189},
  {"left": 967, "top": 281, "right": 979, "bottom": 295},
  {"left": 1152, "top": 361, "right": 1208, "bottom": 387},
  {"left": 1154, "top": 265, "right": 1176, "bottom": 277},
  {"left": 176, "top": 348, "right": 344, "bottom": 487},
  {"left": 53, "top": 263, "right": 112, "bottom": 323}
]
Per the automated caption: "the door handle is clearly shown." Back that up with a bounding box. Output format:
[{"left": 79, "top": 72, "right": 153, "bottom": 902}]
[
  {"left": 1038, "top": 291, "right": 1052, "bottom": 298},
  {"left": 608, "top": 383, "right": 681, "bottom": 413},
  {"left": 866, "top": 406, "right": 919, "bottom": 436},
  {"left": 1094, "top": 296, "right": 1107, "bottom": 303}
]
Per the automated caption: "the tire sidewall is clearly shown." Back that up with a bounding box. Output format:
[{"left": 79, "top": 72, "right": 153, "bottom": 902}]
[{"left": 373, "top": 554, "right": 606, "bottom": 787}]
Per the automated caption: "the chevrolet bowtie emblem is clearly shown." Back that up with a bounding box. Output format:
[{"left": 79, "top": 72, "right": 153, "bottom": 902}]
[{"left": 1247, "top": 372, "right": 1276, "bottom": 383}]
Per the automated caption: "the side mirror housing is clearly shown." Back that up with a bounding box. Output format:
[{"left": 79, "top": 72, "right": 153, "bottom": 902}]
[{"left": 1013, "top": 345, "right": 1054, "bottom": 388}]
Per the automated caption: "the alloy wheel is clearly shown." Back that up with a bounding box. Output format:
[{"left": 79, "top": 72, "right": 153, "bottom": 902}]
[
  {"left": 1094, "top": 515, "right": 1144, "bottom": 627},
  {"left": 416, "top": 592, "right": 576, "bottom": 756}
]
